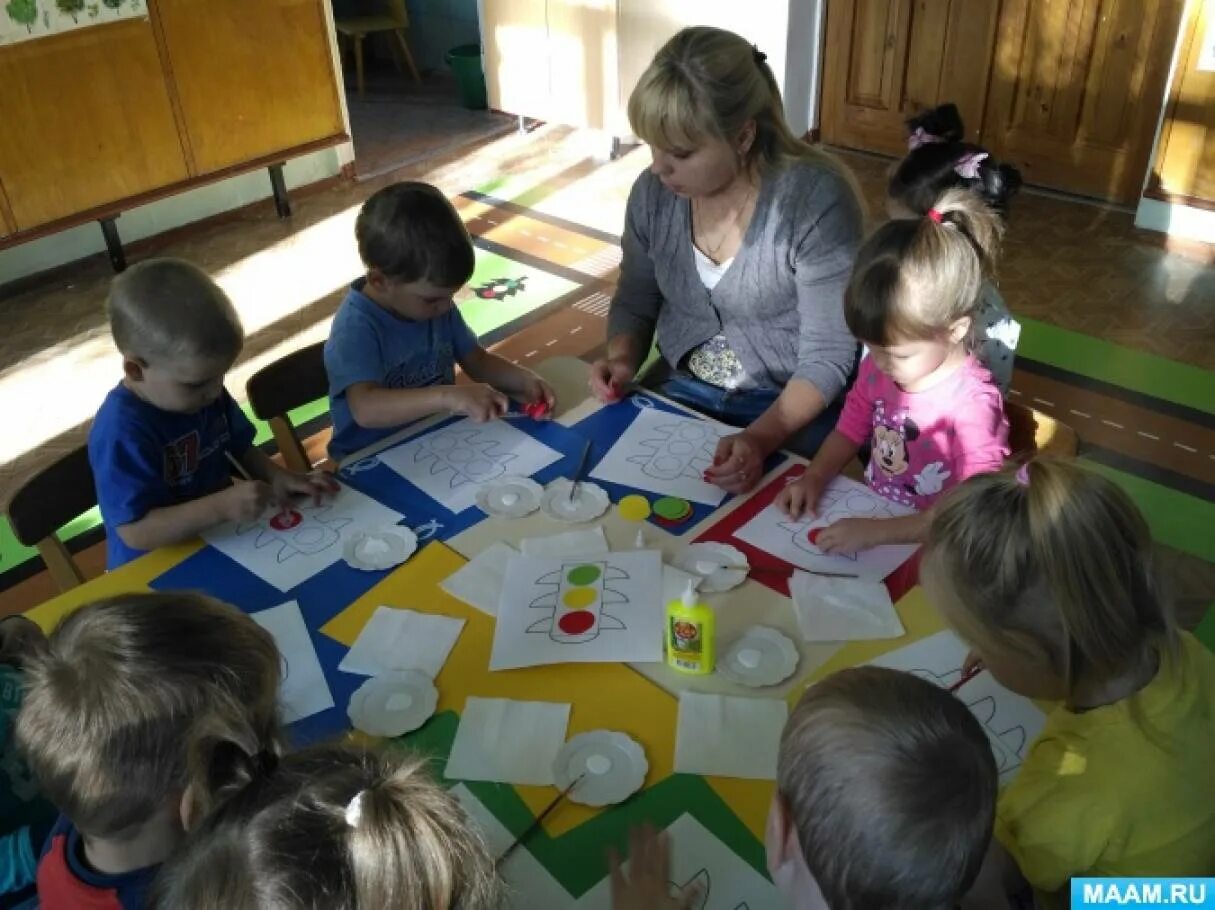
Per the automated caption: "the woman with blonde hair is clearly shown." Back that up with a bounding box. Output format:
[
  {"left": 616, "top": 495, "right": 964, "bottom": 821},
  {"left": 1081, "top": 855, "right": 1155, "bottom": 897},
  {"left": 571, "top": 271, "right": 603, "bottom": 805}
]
[{"left": 591, "top": 26, "right": 865, "bottom": 491}]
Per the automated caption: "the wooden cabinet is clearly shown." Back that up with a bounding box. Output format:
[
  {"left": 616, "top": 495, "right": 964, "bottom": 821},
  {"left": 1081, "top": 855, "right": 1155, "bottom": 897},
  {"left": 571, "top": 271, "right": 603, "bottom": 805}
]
[
  {"left": 0, "top": 18, "right": 189, "bottom": 231},
  {"left": 1146, "top": 0, "right": 1215, "bottom": 208},
  {"left": 0, "top": 184, "right": 15, "bottom": 238},
  {"left": 821, "top": 0, "right": 1187, "bottom": 204},
  {"left": 821, "top": 0, "right": 1001, "bottom": 156},
  {"left": 985, "top": 0, "right": 1186, "bottom": 204},
  {"left": 154, "top": 0, "right": 346, "bottom": 175}
]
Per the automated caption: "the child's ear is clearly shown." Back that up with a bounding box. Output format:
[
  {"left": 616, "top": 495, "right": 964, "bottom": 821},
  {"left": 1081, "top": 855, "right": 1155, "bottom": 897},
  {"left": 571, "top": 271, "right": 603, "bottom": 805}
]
[
  {"left": 765, "top": 792, "right": 801, "bottom": 868},
  {"left": 949, "top": 316, "right": 973, "bottom": 345},
  {"left": 365, "top": 268, "right": 389, "bottom": 291},
  {"left": 179, "top": 784, "right": 199, "bottom": 832},
  {"left": 123, "top": 357, "right": 146, "bottom": 382}
]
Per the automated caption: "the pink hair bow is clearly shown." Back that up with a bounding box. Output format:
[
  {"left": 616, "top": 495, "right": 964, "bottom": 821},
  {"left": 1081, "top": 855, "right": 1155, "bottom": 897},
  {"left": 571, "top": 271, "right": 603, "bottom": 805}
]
[
  {"left": 907, "top": 127, "right": 944, "bottom": 151},
  {"left": 955, "top": 151, "right": 989, "bottom": 180}
]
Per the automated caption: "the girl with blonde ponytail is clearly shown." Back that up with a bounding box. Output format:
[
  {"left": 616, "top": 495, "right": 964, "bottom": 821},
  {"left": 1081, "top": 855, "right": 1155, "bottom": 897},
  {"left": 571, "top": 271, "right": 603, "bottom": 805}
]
[
  {"left": 150, "top": 707, "right": 498, "bottom": 910},
  {"left": 923, "top": 459, "right": 1215, "bottom": 906},
  {"left": 777, "top": 188, "right": 1010, "bottom": 555}
]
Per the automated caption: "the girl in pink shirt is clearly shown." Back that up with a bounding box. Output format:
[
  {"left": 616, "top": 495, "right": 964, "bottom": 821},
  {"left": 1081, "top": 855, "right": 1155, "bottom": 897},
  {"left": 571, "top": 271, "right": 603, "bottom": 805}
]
[{"left": 776, "top": 188, "right": 1010, "bottom": 553}]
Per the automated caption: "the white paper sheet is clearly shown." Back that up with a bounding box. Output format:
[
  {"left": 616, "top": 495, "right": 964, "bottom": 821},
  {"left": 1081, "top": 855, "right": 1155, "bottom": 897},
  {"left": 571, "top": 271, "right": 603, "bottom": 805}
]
[
  {"left": 440, "top": 542, "right": 518, "bottom": 616},
  {"left": 662, "top": 564, "right": 702, "bottom": 605},
  {"left": 790, "top": 572, "right": 905, "bottom": 642},
  {"left": 589, "top": 408, "right": 728, "bottom": 506},
  {"left": 251, "top": 601, "right": 334, "bottom": 724},
  {"left": 734, "top": 476, "right": 918, "bottom": 581},
  {"left": 445, "top": 697, "right": 571, "bottom": 786},
  {"left": 203, "top": 485, "right": 404, "bottom": 591},
  {"left": 377, "top": 418, "right": 562, "bottom": 514},
  {"left": 338, "top": 605, "right": 464, "bottom": 677},
  {"left": 868, "top": 631, "right": 1046, "bottom": 783},
  {"left": 489, "top": 551, "right": 664, "bottom": 671},
  {"left": 519, "top": 527, "right": 609, "bottom": 559},
  {"left": 451, "top": 785, "right": 577, "bottom": 909},
  {"left": 674, "top": 691, "right": 787, "bottom": 780},
  {"left": 579, "top": 813, "right": 788, "bottom": 910}
]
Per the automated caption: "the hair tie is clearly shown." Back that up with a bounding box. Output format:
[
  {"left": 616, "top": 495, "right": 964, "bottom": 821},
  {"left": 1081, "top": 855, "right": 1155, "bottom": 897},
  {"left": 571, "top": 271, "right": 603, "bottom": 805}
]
[
  {"left": 955, "top": 151, "right": 989, "bottom": 180},
  {"left": 1015, "top": 463, "right": 1031, "bottom": 487},
  {"left": 907, "top": 127, "right": 944, "bottom": 151},
  {"left": 752, "top": 45, "right": 767, "bottom": 64},
  {"left": 926, "top": 208, "right": 944, "bottom": 224},
  {"left": 345, "top": 790, "right": 367, "bottom": 829}
]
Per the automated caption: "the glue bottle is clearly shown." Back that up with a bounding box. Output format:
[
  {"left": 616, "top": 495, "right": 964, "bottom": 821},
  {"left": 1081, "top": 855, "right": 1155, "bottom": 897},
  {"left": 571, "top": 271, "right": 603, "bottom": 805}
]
[{"left": 666, "top": 580, "right": 715, "bottom": 675}]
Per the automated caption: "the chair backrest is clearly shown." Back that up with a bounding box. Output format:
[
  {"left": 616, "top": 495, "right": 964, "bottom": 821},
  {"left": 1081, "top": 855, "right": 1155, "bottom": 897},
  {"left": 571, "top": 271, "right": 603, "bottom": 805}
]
[
  {"left": 1005, "top": 400, "right": 1079, "bottom": 460},
  {"left": 246, "top": 341, "right": 328, "bottom": 473},
  {"left": 8, "top": 445, "right": 97, "bottom": 592},
  {"left": 385, "top": 0, "right": 409, "bottom": 26}
]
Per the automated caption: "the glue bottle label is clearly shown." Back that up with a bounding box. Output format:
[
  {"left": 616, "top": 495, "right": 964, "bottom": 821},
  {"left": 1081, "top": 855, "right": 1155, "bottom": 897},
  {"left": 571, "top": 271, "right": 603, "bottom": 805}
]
[{"left": 669, "top": 618, "right": 704, "bottom": 672}]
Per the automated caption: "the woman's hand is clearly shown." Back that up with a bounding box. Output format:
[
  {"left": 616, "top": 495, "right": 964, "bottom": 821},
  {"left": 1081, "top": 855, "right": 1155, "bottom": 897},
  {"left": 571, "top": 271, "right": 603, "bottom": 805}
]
[
  {"left": 589, "top": 357, "right": 636, "bottom": 403},
  {"left": 705, "top": 432, "right": 765, "bottom": 493}
]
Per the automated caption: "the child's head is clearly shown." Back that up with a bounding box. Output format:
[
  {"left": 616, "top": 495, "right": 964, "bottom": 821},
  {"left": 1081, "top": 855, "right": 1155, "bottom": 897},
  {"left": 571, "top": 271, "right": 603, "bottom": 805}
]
[
  {"left": 108, "top": 258, "right": 245, "bottom": 414},
  {"left": 152, "top": 731, "right": 498, "bottom": 910},
  {"left": 845, "top": 188, "right": 1004, "bottom": 389},
  {"left": 355, "top": 182, "right": 475, "bottom": 322},
  {"left": 924, "top": 459, "right": 1175, "bottom": 702},
  {"left": 15, "top": 592, "right": 280, "bottom": 844},
  {"left": 770, "top": 666, "right": 996, "bottom": 910},
  {"left": 887, "top": 103, "right": 1022, "bottom": 219}
]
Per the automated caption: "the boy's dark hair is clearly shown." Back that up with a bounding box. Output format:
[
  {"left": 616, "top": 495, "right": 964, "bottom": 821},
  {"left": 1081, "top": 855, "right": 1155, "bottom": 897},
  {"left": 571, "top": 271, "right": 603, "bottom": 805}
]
[
  {"left": 889, "top": 104, "right": 1023, "bottom": 216},
  {"left": 355, "top": 182, "right": 476, "bottom": 287},
  {"left": 778, "top": 666, "right": 997, "bottom": 910}
]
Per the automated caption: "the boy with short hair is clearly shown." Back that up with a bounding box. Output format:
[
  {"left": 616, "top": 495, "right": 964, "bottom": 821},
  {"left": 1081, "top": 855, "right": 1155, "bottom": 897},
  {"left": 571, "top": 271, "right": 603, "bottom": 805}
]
[
  {"left": 14, "top": 592, "right": 282, "bottom": 909},
  {"left": 612, "top": 666, "right": 1000, "bottom": 909},
  {"left": 324, "top": 181, "right": 556, "bottom": 461},
  {"left": 89, "top": 258, "right": 334, "bottom": 568}
]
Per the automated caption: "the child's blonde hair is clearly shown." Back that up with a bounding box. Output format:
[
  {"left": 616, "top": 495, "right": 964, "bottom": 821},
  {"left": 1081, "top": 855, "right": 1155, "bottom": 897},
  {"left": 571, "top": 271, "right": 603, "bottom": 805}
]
[
  {"left": 108, "top": 258, "right": 244, "bottom": 363},
  {"left": 15, "top": 592, "right": 281, "bottom": 839},
  {"left": 151, "top": 712, "right": 498, "bottom": 910},
  {"left": 778, "top": 666, "right": 996, "bottom": 909},
  {"left": 628, "top": 26, "right": 862, "bottom": 200},
  {"left": 846, "top": 188, "right": 1003, "bottom": 346},
  {"left": 925, "top": 458, "right": 1175, "bottom": 696}
]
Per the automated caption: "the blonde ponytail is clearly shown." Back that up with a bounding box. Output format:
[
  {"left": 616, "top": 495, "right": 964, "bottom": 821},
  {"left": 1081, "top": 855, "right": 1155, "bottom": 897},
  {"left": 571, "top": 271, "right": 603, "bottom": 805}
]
[
  {"left": 924, "top": 459, "right": 1175, "bottom": 699},
  {"left": 845, "top": 188, "right": 1004, "bottom": 345}
]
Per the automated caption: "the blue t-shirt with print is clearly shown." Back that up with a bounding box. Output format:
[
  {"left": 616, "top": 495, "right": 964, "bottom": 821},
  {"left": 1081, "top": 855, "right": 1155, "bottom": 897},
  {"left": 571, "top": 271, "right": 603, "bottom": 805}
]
[
  {"left": 324, "top": 280, "right": 478, "bottom": 460},
  {"left": 88, "top": 384, "right": 257, "bottom": 569}
]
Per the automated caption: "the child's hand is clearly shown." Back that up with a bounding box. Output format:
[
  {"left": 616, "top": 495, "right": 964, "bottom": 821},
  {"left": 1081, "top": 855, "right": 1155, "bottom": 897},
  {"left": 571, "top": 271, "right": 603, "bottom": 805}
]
[
  {"left": 704, "top": 432, "right": 764, "bottom": 493},
  {"left": 589, "top": 357, "right": 635, "bottom": 403},
  {"left": 776, "top": 471, "right": 827, "bottom": 518},
  {"left": 609, "top": 825, "right": 702, "bottom": 910},
  {"left": 521, "top": 375, "right": 557, "bottom": 418},
  {"left": 271, "top": 469, "right": 339, "bottom": 508},
  {"left": 815, "top": 517, "right": 885, "bottom": 554},
  {"left": 220, "top": 478, "right": 273, "bottom": 522},
  {"left": 448, "top": 384, "right": 509, "bottom": 422}
]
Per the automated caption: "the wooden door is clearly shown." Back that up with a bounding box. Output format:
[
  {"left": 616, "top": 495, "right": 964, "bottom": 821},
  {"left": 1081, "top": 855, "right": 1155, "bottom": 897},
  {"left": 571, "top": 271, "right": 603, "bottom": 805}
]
[
  {"left": 984, "top": 0, "right": 1187, "bottom": 203},
  {"left": 821, "top": 0, "right": 1002, "bottom": 155},
  {"left": 483, "top": 0, "right": 552, "bottom": 120},
  {"left": 1145, "top": 0, "right": 1215, "bottom": 207},
  {"left": 0, "top": 19, "right": 188, "bottom": 231},
  {"left": 153, "top": 0, "right": 346, "bottom": 175}
]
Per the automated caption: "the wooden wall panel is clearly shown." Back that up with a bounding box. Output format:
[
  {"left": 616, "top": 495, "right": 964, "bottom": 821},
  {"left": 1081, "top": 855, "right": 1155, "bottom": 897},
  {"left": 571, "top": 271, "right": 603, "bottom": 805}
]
[
  {"left": 0, "top": 19, "right": 188, "bottom": 231},
  {"left": 153, "top": 0, "right": 346, "bottom": 175}
]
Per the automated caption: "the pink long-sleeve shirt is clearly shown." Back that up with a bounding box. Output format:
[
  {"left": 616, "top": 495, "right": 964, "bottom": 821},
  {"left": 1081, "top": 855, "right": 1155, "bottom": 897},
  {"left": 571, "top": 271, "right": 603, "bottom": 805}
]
[{"left": 836, "top": 355, "right": 1010, "bottom": 511}]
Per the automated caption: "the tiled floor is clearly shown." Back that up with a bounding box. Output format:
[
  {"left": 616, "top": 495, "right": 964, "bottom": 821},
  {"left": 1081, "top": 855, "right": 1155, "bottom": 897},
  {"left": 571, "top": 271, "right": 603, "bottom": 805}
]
[{"left": 1, "top": 125, "right": 1212, "bottom": 616}]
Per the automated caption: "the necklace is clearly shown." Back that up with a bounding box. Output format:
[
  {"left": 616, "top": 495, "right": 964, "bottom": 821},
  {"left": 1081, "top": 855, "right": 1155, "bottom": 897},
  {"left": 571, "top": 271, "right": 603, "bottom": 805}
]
[{"left": 693, "top": 181, "right": 756, "bottom": 264}]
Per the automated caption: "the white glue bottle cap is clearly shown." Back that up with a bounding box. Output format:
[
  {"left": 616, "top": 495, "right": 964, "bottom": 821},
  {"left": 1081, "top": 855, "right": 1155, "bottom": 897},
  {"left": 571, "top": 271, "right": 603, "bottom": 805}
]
[{"left": 682, "top": 579, "right": 698, "bottom": 608}]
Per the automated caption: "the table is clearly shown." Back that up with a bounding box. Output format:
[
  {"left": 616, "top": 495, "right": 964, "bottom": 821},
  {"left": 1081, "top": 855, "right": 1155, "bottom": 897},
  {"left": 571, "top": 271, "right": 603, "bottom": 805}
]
[{"left": 27, "top": 357, "right": 946, "bottom": 901}]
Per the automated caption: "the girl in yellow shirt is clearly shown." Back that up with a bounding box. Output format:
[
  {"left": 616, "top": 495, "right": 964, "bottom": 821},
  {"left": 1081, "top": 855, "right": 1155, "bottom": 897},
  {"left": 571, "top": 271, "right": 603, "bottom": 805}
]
[{"left": 921, "top": 458, "right": 1215, "bottom": 908}]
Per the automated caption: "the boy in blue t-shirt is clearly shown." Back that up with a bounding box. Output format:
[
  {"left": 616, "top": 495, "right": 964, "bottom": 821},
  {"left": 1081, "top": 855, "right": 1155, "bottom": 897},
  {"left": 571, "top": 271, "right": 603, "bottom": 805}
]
[
  {"left": 89, "top": 259, "right": 335, "bottom": 568},
  {"left": 325, "top": 182, "right": 556, "bottom": 461}
]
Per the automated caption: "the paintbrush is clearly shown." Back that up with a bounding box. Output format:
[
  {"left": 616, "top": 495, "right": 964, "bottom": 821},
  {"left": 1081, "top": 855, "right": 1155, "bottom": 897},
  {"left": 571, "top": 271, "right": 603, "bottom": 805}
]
[
  {"left": 568, "top": 439, "right": 591, "bottom": 504},
  {"left": 496, "top": 774, "right": 585, "bottom": 867}
]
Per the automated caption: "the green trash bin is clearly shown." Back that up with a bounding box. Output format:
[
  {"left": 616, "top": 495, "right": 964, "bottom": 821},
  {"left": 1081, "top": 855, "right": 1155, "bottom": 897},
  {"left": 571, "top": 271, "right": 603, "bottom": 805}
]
[{"left": 446, "top": 44, "right": 488, "bottom": 110}]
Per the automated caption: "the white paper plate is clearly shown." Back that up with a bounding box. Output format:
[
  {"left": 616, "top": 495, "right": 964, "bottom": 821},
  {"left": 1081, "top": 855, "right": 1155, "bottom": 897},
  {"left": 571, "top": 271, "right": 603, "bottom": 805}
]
[
  {"left": 475, "top": 475, "right": 544, "bottom": 518},
  {"left": 347, "top": 671, "right": 438, "bottom": 737},
  {"left": 552, "top": 731, "right": 648, "bottom": 807},
  {"left": 342, "top": 527, "right": 418, "bottom": 572},
  {"left": 719, "top": 626, "right": 800, "bottom": 688},
  {"left": 672, "top": 542, "right": 749, "bottom": 592},
  {"left": 540, "top": 479, "right": 610, "bottom": 523}
]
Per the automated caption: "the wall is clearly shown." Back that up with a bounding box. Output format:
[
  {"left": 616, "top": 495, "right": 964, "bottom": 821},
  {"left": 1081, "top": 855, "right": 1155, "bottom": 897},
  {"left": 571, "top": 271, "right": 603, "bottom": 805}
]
[{"left": 0, "top": 0, "right": 353, "bottom": 288}]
